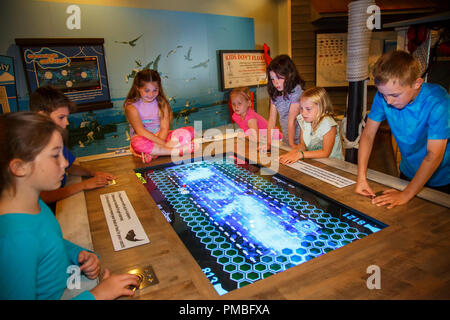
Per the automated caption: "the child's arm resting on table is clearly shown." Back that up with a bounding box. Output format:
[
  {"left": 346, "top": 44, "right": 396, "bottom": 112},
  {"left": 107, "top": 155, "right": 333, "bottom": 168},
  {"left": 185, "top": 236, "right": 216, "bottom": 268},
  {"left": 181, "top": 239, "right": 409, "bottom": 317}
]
[
  {"left": 264, "top": 103, "right": 278, "bottom": 150},
  {"left": 279, "top": 126, "right": 336, "bottom": 164},
  {"left": 245, "top": 118, "right": 259, "bottom": 142},
  {"left": 287, "top": 102, "right": 301, "bottom": 148},
  {"left": 372, "top": 139, "right": 447, "bottom": 209},
  {"left": 279, "top": 128, "right": 306, "bottom": 164},
  {"left": 68, "top": 164, "right": 115, "bottom": 181},
  {"left": 40, "top": 175, "right": 112, "bottom": 204},
  {"left": 355, "top": 118, "right": 380, "bottom": 198}
]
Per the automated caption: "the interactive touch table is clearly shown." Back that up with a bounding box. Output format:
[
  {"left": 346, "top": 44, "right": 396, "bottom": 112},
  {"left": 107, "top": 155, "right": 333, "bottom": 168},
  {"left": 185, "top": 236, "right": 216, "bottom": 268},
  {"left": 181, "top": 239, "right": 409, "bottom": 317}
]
[
  {"left": 74, "top": 139, "right": 450, "bottom": 299},
  {"left": 135, "top": 154, "right": 387, "bottom": 295}
]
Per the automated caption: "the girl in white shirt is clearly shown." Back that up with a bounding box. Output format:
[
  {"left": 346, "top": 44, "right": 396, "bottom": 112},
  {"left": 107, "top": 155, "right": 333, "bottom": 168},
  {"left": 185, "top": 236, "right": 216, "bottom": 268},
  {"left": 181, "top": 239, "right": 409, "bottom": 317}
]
[{"left": 279, "top": 87, "right": 343, "bottom": 164}]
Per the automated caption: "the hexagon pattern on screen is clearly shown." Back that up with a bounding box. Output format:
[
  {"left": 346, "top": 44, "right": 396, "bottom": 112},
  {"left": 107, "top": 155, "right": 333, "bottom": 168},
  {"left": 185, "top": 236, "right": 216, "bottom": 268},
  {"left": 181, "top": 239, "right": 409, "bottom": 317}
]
[{"left": 136, "top": 156, "right": 386, "bottom": 295}]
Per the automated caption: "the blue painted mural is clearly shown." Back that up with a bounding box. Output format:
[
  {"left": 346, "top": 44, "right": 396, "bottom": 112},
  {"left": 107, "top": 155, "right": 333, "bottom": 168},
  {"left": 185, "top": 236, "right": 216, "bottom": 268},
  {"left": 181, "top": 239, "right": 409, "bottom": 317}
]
[{"left": 0, "top": 0, "right": 256, "bottom": 157}]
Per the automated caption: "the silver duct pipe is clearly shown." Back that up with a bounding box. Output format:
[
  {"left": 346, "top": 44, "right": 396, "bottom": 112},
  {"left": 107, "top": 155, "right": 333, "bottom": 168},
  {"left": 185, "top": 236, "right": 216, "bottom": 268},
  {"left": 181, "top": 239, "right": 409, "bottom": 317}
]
[{"left": 344, "top": 0, "right": 374, "bottom": 163}]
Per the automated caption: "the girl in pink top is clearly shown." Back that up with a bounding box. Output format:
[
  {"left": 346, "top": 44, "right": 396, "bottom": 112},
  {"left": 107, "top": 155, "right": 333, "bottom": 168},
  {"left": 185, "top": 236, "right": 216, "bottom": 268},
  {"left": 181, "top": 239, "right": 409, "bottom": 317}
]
[
  {"left": 124, "top": 70, "right": 196, "bottom": 163},
  {"left": 230, "top": 87, "right": 282, "bottom": 144}
]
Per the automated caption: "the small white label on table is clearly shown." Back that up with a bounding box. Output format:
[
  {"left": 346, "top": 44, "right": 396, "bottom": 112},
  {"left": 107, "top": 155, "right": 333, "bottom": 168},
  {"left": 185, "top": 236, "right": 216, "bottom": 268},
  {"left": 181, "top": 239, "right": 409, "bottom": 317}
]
[
  {"left": 287, "top": 161, "right": 355, "bottom": 188},
  {"left": 100, "top": 191, "right": 149, "bottom": 251}
]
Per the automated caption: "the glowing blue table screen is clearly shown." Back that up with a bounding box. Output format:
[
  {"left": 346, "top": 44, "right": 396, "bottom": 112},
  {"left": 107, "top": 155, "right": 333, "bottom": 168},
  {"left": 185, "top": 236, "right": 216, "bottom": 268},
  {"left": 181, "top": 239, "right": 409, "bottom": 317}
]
[{"left": 135, "top": 155, "right": 386, "bottom": 295}]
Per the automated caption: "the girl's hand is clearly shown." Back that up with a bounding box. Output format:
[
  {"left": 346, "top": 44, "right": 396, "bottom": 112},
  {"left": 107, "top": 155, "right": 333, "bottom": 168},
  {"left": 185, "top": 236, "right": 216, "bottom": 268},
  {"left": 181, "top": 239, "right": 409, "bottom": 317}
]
[
  {"left": 78, "top": 251, "right": 101, "bottom": 280},
  {"left": 93, "top": 171, "right": 116, "bottom": 181},
  {"left": 236, "top": 131, "right": 246, "bottom": 139},
  {"left": 257, "top": 144, "right": 269, "bottom": 152},
  {"left": 279, "top": 150, "right": 302, "bottom": 164},
  {"left": 371, "top": 189, "right": 413, "bottom": 209},
  {"left": 164, "top": 140, "right": 179, "bottom": 149},
  {"left": 354, "top": 178, "right": 375, "bottom": 198},
  {"left": 90, "top": 268, "right": 140, "bottom": 300}
]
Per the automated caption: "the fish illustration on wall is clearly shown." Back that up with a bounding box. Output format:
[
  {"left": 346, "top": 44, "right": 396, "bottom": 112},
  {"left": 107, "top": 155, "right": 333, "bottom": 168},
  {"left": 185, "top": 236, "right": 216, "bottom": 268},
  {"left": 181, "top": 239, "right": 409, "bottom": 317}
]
[{"left": 24, "top": 47, "right": 70, "bottom": 69}]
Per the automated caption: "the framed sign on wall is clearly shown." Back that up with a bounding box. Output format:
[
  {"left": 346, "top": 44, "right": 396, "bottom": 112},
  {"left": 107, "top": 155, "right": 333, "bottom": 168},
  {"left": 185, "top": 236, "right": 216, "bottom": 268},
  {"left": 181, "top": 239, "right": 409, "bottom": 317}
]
[
  {"left": 0, "top": 55, "right": 18, "bottom": 113},
  {"left": 15, "top": 38, "right": 113, "bottom": 113},
  {"left": 219, "top": 50, "right": 268, "bottom": 91}
]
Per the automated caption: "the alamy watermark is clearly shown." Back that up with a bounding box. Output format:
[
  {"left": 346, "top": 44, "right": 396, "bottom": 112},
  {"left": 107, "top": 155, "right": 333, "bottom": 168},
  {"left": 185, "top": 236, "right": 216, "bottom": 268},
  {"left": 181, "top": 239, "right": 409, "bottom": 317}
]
[
  {"left": 169, "top": 121, "right": 280, "bottom": 175},
  {"left": 366, "top": 265, "right": 381, "bottom": 290},
  {"left": 67, "top": 265, "right": 81, "bottom": 290},
  {"left": 366, "top": 5, "right": 381, "bottom": 30}
]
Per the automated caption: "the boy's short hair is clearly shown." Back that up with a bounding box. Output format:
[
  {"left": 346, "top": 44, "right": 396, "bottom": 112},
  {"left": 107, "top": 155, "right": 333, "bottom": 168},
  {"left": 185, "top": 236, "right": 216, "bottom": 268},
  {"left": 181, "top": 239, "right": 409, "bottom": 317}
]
[
  {"left": 372, "top": 50, "right": 422, "bottom": 86},
  {"left": 29, "top": 86, "right": 75, "bottom": 114}
]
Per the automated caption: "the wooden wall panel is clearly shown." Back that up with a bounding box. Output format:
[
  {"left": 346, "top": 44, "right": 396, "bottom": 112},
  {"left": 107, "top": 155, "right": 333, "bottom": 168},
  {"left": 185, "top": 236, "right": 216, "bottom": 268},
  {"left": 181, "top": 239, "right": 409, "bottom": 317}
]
[{"left": 291, "top": 0, "right": 351, "bottom": 115}]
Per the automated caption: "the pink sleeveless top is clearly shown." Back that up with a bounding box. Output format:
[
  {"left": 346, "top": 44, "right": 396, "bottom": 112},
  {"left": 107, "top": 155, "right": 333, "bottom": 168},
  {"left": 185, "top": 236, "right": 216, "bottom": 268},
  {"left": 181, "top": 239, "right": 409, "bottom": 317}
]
[
  {"left": 232, "top": 108, "right": 268, "bottom": 132},
  {"left": 128, "top": 99, "right": 161, "bottom": 137}
]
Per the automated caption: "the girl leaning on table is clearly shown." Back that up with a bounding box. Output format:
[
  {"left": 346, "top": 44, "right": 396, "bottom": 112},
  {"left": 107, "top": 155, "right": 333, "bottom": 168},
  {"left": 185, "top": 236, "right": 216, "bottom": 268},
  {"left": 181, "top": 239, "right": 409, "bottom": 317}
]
[
  {"left": 0, "top": 112, "right": 139, "bottom": 300},
  {"left": 279, "top": 86, "right": 343, "bottom": 164}
]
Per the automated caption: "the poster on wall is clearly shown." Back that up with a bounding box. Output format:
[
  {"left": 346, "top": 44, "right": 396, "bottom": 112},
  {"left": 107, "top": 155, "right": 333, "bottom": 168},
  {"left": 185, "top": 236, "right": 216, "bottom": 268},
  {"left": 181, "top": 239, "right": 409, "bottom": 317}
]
[
  {"left": 0, "top": 55, "right": 18, "bottom": 114},
  {"left": 316, "top": 33, "right": 347, "bottom": 87},
  {"left": 316, "top": 32, "right": 396, "bottom": 87},
  {"left": 219, "top": 50, "right": 268, "bottom": 91},
  {"left": 15, "top": 38, "right": 113, "bottom": 113}
]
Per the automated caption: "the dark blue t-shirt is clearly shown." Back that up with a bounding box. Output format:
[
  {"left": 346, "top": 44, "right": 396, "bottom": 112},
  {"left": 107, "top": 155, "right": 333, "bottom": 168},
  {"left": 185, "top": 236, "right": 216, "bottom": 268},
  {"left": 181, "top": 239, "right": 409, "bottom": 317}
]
[{"left": 62, "top": 145, "right": 76, "bottom": 187}]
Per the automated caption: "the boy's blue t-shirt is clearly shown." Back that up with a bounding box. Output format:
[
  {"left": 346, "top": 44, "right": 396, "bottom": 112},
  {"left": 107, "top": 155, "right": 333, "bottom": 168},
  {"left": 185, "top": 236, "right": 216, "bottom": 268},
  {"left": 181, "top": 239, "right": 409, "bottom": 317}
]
[
  {"left": 0, "top": 199, "right": 95, "bottom": 300},
  {"left": 368, "top": 82, "right": 449, "bottom": 186},
  {"left": 62, "top": 145, "right": 76, "bottom": 187}
]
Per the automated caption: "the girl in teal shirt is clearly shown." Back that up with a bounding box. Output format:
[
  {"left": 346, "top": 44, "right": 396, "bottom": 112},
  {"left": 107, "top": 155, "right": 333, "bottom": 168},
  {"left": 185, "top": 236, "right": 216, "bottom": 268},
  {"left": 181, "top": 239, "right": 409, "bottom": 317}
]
[{"left": 0, "top": 112, "right": 139, "bottom": 300}]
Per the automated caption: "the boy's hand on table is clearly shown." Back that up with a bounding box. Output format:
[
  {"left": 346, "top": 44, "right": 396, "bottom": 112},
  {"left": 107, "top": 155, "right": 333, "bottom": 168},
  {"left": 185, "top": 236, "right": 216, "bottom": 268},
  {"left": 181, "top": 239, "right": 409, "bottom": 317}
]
[
  {"left": 371, "top": 189, "right": 413, "bottom": 209},
  {"left": 78, "top": 251, "right": 101, "bottom": 280},
  {"left": 93, "top": 171, "right": 116, "bottom": 181},
  {"left": 82, "top": 176, "right": 109, "bottom": 190}
]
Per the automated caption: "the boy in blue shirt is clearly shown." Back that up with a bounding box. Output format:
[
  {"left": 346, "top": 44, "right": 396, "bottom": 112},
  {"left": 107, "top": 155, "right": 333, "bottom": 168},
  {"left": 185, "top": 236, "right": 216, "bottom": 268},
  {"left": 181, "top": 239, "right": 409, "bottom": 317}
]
[
  {"left": 355, "top": 50, "right": 449, "bottom": 209},
  {"left": 29, "top": 86, "right": 116, "bottom": 210}
]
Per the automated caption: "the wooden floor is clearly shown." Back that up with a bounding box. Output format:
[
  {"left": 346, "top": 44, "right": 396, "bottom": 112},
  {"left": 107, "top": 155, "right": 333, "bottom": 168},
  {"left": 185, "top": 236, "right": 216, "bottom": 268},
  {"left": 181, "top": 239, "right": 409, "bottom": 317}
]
[{"left": 79, "top": 139, "right": 450, "bottom": 299}]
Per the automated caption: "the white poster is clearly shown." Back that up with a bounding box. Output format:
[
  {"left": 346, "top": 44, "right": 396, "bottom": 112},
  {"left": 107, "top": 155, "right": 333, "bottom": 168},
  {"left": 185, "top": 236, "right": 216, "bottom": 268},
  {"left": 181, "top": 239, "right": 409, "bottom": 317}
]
[
  {"left": 220, "top": 51, "right": 268, "bottom": 90},
  {"left": 100, "top": 191, "right": 149, "bottom": 251}
]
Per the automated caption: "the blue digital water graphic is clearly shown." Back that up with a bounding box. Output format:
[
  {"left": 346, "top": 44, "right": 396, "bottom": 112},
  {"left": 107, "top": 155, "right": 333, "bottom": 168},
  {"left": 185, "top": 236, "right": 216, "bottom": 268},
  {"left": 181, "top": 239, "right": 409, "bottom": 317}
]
[{"left": 136, "top": 156, "right": 387, "bottom": 295}]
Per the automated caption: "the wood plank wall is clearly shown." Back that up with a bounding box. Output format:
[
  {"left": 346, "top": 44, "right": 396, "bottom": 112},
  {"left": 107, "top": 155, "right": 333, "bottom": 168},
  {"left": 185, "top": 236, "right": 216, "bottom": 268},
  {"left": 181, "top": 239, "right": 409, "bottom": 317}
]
[{"left": 291, "top": 0, "right": 378, "bottom": 116}]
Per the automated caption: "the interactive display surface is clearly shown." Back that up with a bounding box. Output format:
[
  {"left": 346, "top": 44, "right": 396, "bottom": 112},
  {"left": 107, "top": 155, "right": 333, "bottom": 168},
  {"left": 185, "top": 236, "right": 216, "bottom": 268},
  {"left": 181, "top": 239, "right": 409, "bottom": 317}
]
[{"left": 135, "top": 155, "right": 387, "bottom": 295}]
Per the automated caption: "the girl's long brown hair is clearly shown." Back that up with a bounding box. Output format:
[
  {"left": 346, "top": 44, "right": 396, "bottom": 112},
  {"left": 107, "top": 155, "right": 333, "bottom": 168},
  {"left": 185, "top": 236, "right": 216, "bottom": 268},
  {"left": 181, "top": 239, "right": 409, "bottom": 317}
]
[
  {"left": 0, "top": 112, "right": 64, "bottom": 196},
  {"left": 123, "top": 69, "right": 173, "bottom": 122},
  {"left": 267, "top": 54, "right": 305, "bottom": 101}
]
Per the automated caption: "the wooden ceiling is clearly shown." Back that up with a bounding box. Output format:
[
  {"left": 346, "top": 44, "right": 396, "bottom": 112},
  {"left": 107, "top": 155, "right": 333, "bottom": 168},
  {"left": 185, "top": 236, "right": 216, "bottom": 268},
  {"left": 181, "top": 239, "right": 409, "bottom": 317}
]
[
  {"left": 311, "top": 0, "right": 445, "bottom": 14},
  {"left": 309, "top": 0, "right": 448, "bottom": 27}
]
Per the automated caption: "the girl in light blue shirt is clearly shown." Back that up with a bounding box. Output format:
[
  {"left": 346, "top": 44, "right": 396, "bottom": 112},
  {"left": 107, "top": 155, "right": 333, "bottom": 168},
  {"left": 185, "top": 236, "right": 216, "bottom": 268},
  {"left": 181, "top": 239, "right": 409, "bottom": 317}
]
[{"left": 0, "top": 112, "right": 139, "bottom": 300}]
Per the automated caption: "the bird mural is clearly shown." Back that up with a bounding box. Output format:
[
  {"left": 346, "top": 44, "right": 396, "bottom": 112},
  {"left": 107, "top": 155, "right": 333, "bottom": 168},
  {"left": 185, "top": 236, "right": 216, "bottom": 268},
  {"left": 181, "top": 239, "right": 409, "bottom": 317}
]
[
  {"left": 167, "top": 45, "right": 183, "bottom": 57},
  {"left": 192, "top": 59, "right": 209, "bottom": 69},
  {"left": 114, "top": 34, "right": 143, "bottom": 47},
  {"left": 184, "top": 46, "right": 193, "bottom": 61}
]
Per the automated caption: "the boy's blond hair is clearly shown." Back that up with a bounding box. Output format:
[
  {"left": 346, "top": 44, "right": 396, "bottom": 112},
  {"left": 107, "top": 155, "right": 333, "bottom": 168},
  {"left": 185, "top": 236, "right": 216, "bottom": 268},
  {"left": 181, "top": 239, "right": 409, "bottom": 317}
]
[
  {"left": 301, "top": 86, "right": 334, "bottom": 124},
  {"left": 372, "top": 50, "right": 421, "bottom": 86}
]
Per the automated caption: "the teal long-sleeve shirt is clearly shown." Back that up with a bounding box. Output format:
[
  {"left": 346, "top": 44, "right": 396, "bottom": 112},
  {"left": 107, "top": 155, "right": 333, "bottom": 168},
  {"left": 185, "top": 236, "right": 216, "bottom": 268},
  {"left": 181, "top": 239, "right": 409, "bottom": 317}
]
[{"left": 0, "top": 199, "right": 95, "bottom": 300}]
